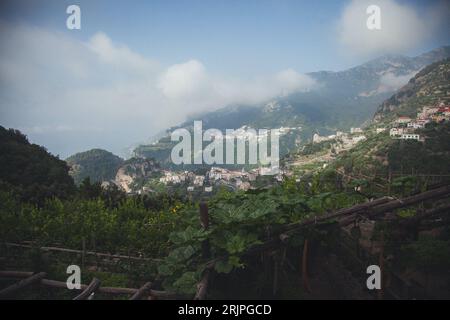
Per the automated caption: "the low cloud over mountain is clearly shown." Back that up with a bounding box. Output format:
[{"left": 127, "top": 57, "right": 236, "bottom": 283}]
[{"left": 0, "top": 22, "right": 315, "bottom": 157}]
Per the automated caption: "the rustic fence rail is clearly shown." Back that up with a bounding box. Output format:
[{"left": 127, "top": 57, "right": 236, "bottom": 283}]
[
  {"left": 0, "top": 270, "right": 181, "bottom": 300},
  {"left": 2, "top": 242, "right": 162, "bottom": 263},
  {"left": 2, "top": 184, "right": 449, "bottom": 300},
  {"left": 192, "top": 184, "right": 450, "bottom": 299}
]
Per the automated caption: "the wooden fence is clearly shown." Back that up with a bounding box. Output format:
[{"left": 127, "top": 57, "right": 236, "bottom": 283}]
[{"left": 1, "top": 184, "right": 449, "bottom": 300}]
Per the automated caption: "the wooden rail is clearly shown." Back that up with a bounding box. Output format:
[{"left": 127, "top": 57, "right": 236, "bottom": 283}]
[
  {"left": 0, "top": 271, "right": 181, "bottom": 300},
  {"left": 129, "top": 282, "right": 153, "bottom": 300},
  {"left": 3, "top": 242, "right": 162, "bottom": 263},
  {"left": 193, "top": 185, "right": 450, "bottom": 299},
  {"left": 73, "top": 278, "right": 101, "bottom": 300},
  {"left": 3, "top": 185, "right": 449, "bottom": 300},
  {"left": 0, "top": 272, "right": 47, "bottom": 298}
]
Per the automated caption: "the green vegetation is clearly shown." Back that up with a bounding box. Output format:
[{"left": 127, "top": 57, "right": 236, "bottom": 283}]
[
  {"left": 0, "top": 133, "right": 368, "bottom": 296},
  {"left": 157, "top": 177, "right": 366, "bottom": 294},
  {"left": 375, "top": 58, "right": 450, "bottom": 122},
  {"left": 2, "top": 56, "right": 450, "bottom": 298},
  {"left": 0, "top": 188, "right": 180, "bottom": 258},
  {"left": 0, "top": 126, "right": 75, "bottom": 206},
  {"left": 66, "top": 149, "right": 124, "bottom": 185},
  {"left": 331, "top": 122, "right": 450, "bottom": 185}
]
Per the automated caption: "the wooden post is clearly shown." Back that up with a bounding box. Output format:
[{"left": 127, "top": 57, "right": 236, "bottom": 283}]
[
  {"left": 194, "top": 268, "right": 211, "bottom": 300},
  {"left": 129, "top": 282, "right": 153, "bottom": 300},
  {"left": 0, "top": 272, "right": 47, "bottom": 298},
  {"left": 301, "top": 239, "right": 312, "bottom": 293},
  {"left": 73, "top": 278, "right": 101, "bottom": 300}
]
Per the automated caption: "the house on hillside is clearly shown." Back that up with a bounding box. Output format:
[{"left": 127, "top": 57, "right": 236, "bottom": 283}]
[
  {"left": 395, "top": 116, "right": 412, "bottom": 124},
  {"left": 313, "top": 133, "right": 335, "bottom": 143},
  {"left": 352, "top": 135, "right": 366, "bottom": 143},
  {"left": 418, "top": 106, "right": 439, "bottom": 120},
  {"left": 350, "top": 127, "right": 363, "bottom": 134},
  {"left": 399, "top": 134, "right": 420, "bottom": 141},
  {"left": 407, "top": 121, "right": 425, "bottom": 129},
  {"left": 193, "top": 175, "right": 204, "bottom": 186},
  {"left": 390, "top": 128, "right": 404, "bottom": 137},
  {"left": 438, "top": 106, "right": 450, "bottom": 117}
]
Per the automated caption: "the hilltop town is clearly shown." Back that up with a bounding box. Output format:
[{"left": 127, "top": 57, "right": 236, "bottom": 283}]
[
  {"left": 388, "top": 103, "right": 450, "bottom": 141},
  {"left": 98, "top": 102, "right": 450, "bottom": 197}
]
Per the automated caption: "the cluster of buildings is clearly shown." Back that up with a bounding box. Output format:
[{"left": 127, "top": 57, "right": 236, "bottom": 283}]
[
  {"left": 208, "top": 166, "right": 257, "bottom": 182},
  {"left": 158, "top": 166, "right": 284, "bottom": 193},
  {"left": 159, "top": 171, "right": 206, "bottom": 186},
  {"left": 389, "top": 104, "right": 450, "bottom": 141},
  {"left": 312, "top": 128, "right": 367, "bottom": 150}
]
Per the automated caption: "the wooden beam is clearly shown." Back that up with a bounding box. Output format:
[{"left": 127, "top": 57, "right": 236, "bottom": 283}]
[
  {"left": 284, "top": 196, "right": 393, "bottom": 232},
  {"left": 129, "top": 282, "right": 153, "bottom": 300},
  {"left": 368, "top": 185, "right": 450, "bottom": 218},
  {"left": 0, "top": 271, "right": 182, "bottom": 299},
  {"left": 194, "top": 268, "right": 211, "bottom": 300},
  {"left": 301, "top": 239, "right": 312, "bottom": 293},
  {"left": 3, "top": 243, "right": 162, "bottom": 262},
  {"left": 0, "top": 272, "right": 46, "bottom": 298},
  {"left": 73, "top": 278, "right": 101, "bottom": 300},
  {"left": 202, "top": 186, "right": 450, "bottom": 274},
  {"left": 291, "top": 185, "right": 450, "bottom": 230},
  {"left": 340, "top": 199, "right": 450, "bottom": 227}
]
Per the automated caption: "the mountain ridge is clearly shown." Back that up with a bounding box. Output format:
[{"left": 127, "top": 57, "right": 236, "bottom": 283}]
[{"left": 134, "top": 46, "right": 450, "bottom": 166}]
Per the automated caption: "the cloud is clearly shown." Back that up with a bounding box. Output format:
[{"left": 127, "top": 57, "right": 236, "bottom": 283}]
[
  {"left": 87, "top": 32, "right": 158, "bottom": 74},
  {"left": 158, "top": 60, "right": 210, "bottom": 101},
  {"left": 336, "top": 0, "right": 445, "bottom": 57},
  {"left": 158, "top": 61, "right": 316, "bottom": 108},
  {"left": 377, "top": 70, "right": 418, "bottom": 93},
  {"left": 274, "top": 69, "right": 316, "bottom": 96},
  {"left": 0, "top": 22, "right": 315, "bottom": 157}
]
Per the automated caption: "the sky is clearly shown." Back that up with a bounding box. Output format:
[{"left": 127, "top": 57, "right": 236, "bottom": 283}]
[{"left": 0, "top": 0, "right": 449, "bottom": 158}]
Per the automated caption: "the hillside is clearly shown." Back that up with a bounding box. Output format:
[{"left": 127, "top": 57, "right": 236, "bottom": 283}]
[
  {"left": 135, "top": 46, "right": 450, "bottom": 167},
  {"left": 0, "top": 126, "right": 75, "bottom": 205},
  {"left": 331, "top": 123, "right": 450, "bottom": 182},
  {"left": 114, "top": 157, "right": 161, "bottom": 193},
  {"left": 66, "top": 149, "right": 124, "bottom": 185},
  {"left": 374, "top": 58, "right": 450, "bottom": 122},
  {"left": 329, "top": 58, "right": 450, "bottom": 189}
]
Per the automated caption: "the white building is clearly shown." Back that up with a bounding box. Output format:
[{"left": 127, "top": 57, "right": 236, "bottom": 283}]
[
  {"left": 407, "top": 122, "right": 425, "bottom": 129},
  {"left": 350, "top": 127, "right": 363, "bottom": 134},
  {"left": 418, "top": 106, "right": 439, "bottom": 120},
  {"left": 395, "top": 116, "right": 412, "bottom": 124},
  {"left": 193, "top": 175, "right": 205, "bottom": 186},
  {"left": 376, "top": 127, "right": 386, "bottom": 134},
  {"left": 313, "top": 133, "right": 335, "bottom": 144},
  {"left": 390, "top": 128, "right": 404, "bottom": 137},
  {"left": 352, "top": 135, "right": 367, "bottom": 143},
  {"left": 400, "top": 134, "right": 420, "bottom": 141}
]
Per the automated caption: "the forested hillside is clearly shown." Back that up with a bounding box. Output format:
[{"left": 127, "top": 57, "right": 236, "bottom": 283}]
[
  {"left": 66, "top": 149, "right": 124, "bottom": 185},
  {"left": 374, "top": 58, "right": 450, "bottom": 122},
  {"left": 0, "top": 126, "right": 75, "bottom": 205},
  {"left": 332, "top": 58, "right": 450, "bottom": 186}
]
